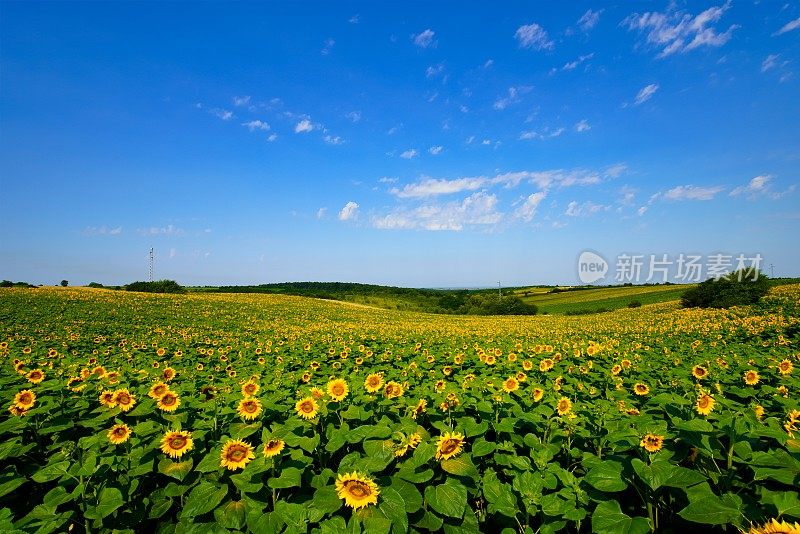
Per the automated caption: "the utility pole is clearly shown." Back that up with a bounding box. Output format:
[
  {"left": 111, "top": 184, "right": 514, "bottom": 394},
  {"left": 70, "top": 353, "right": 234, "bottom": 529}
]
[
  {"left": 149, "top": 248, "right": 154, "bottom": 282},
  {"left": 498, "top": 281, "right": 501, "bottom": 297},
  {"left": 770, "top": 263, "right": 774, "bottom": 278}
]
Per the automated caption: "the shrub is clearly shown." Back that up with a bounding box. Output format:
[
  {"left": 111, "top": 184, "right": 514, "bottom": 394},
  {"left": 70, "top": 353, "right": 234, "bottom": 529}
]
[
  {"left": 627, "top": 300, "right": 642, "bottom": 308},
  {"left": 125, "top": 280, "right": 186, "bottom": 294},
  {"left": 680, "top": 268, "right": 769, "bottom": 309},
  {"left": 60, "top": 280, "right": 68, "bottom": 287}
]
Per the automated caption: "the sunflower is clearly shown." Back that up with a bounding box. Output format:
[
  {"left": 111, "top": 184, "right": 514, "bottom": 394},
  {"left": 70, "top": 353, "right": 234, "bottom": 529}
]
[
  {"left": 532, "top": 387, "right": 544, "bottom": 402},
  {"left": 220, "top": 440, "right": 255, "bottom": 470},
  {"left": 237, "top": 398, "right": 263, "bottom": 420},
  {"left": 26, "top": 369, "right": 45, "bottom": 384},
  {"left": 754, "top": 405, "right": 765, "bottom": 420},
  {"left": 335, "top": 472, "right": 380, "bottom": 510},
  {"left": 148, "top": 382, "right": 169, "bottom": 399},
  {"left": 157, "top": 391, "right": 180, "bottom": 412},
  {"left": 263, "top": 438, "right": 286, "bottom": 458},
  {"left": 162, "top": 367, "right": 176, "bottom": 382},
  {"left": 13, "top": 390, "right": 36, "bottom": 411},
  {"left": 640, "top": 433, "right": 664, "bottom": 453},
  {"left": 364, "top": 373, "right": 383, "bottom": 393},
  {"left": 383, "top": 381, "right": 404, "bottom": 399},
  {"left": 745, "top": 518, "right": 800, "bottom": 534},
  {"left": 160, "top": 430, "right": 193, "bottom": 458},
  {"left": 99, "top": 390, "right": 117, "bottom": 408},
  {"left": 412, "top": 399, "right": 427, "bottom": 419},
  {"left": 113, "top": 389, "right": 136, "bottom": 412},
  {"left": 241, "top": 382, "right": 259, "bottom": 397},
  {"left": 633, "top": 383, "right": 650, "bottom": 396},
  {"left": 295, "top": 397, "right": 319, "bottom": 420},
  {"left": 696, "top": 393, "right": 715, "bottom": 416},
  {"left": 540, "top": 359, "right": 554, "bottom": 372},
  {"left": 310, "top": 387, "right": 325, "bottom": 400},
  {"left": 435, "top": 431, "right": 465, "bottom": 460},
  {"left": 327, "top": 379, "right": 349, "bottom": 402},
  {"left": 503, "top": 377, "right": 520, "bottom": 393},
  {"left": 107, "top": 423, "right": 131, "bottom": 445},
  {"left": 777, "top": 359, "right": 794, "bottom": 375},
  {"left": 557, "top": 397, "right": 572, "bottom": 416},
  {"left": 8, "top": 404, "right": 27, "bottom": 417},
  {"left": 743, "top": 370, "right": 760, "bottom": 386},
  {"left": 692, "top": 365, "right": 708, "bottom": 380}
]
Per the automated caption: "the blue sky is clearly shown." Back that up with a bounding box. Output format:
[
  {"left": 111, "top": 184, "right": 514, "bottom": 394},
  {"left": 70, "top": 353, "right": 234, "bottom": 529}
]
[{"left": 1, "top": 1, "right": 798, "bottom": 287}]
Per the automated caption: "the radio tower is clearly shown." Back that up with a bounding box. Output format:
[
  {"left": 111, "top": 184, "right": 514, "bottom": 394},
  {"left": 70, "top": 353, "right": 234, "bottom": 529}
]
[{"left": 149, "top": 248, "right": 154, "bottom": 282}]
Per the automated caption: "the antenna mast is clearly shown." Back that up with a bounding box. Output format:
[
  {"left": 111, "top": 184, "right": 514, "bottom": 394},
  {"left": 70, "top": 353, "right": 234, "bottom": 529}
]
[{"left": 149, "top": 248, "right": 154, "bottom": 282}]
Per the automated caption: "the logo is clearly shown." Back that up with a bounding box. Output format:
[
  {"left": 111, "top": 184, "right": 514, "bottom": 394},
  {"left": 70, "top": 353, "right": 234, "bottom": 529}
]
[{"left": 577, "top": 251, "right": 608, "bottom": 284}]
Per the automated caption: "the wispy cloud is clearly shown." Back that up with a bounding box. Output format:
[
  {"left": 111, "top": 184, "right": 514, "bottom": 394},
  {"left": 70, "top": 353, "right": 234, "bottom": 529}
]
[
  {"left": 136, "top": 224, "right": 185, "bottom": 236},
  {"left": 575, "top": 119, "right": 591, "bottom": 132},
  {"left": 294, "top": 119, "right": 314, "bottom": 133},
  {"left": 338, "top": 201, "right": 359, "bottom": 221},
  {"left": 232, "top": 96, "right": 250, "bottom": 107},
  {"left": 519, "top": 127, "right": 565, "bottom": 140},
  {"left": 323, "top": 134, "right": 344, "bottom": 145},
  {"left": 345, "top": 111, "right": 361, "bottom": 123},
  {"left": 82, "top": 226, "right": 122, "bottom": 236},
  {"left": 493, "top": 86, "right": 530, "bottom": 110},
  {"left": 565, "top": 200, "right": 608, "bottom": 217},
  {"left": 321, "top": 38, "right": 335, "bottom": 55},
  {"left": 634, "top": 83, "right": 659, "bottom": 105},
  {"left": 562, "top": 53, "right": 594, "bottom": 71},
  {"left": 661, "top": 185, "right": 724, "bottom": 201},
  {"left": 622, "top": 2, "right": 738, "bottom": 58},
  {"left": 316, "top": 207, "right": 327, "bottom": 219},
  {"left": 211, "top": 108, "right": 234, "bottom": 121},
  {"left": 578, "top": 9, "right": 602, "bottom": 32},
  {"left": 378, "top": 176, "right": 398, "bottom": 184},
  {"left": 242, "top": 120, "right": 270, "bottom": 131},
  {"left": 399, "top": 149, "right": 418, "bottom": 159},
  {"left": 774, "top": 17, "right": 800, "bottom": 36},
  {"left": 267, "top": 133, "right": 278, "bottom": 142},
  {"left": 730, "top": 174, "right": 795, "bottom": 199},
  {"left": 425, "top": 62, "right": 445, "bottom": 78},
  {"left": 349, "top": 14, "right": 360, "bottom": 24},
  {"left": 372, "top": 191, "right": 501, "bottom": 231},
  {"left": 412, "top": 29, "right": 436, "bottom": 48},
  {"left": 515, "top": 23, "right": 554, "bottom": 50},
  {"left": 514, "top": 192, "right": 547, "bottom": 222}
]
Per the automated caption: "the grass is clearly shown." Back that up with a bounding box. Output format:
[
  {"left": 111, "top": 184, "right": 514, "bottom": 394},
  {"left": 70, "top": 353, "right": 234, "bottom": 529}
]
[{"left": 513, "top": 285, "right": 693, "bottom": 314}]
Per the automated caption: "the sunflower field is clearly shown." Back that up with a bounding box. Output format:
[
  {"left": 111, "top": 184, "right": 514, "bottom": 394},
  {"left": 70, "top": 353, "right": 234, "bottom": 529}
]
[{"left": 1, "top": 285, "right": 799, "bottom": 533}]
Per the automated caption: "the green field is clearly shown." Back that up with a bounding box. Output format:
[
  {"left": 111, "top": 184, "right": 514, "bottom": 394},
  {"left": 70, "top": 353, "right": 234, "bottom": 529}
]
[{"left": 513, "top": 285, "right": 693, "bottom": 315}]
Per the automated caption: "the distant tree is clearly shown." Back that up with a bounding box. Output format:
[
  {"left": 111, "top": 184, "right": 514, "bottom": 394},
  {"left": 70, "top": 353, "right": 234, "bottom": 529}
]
[
  {"left": 680, "top": 269, "right": 769, "bottom": 309},
  {"left": 60, "top": 280, "right": 68, "bottom": 287},
  {"left": 627, "top": 300, "right": 642, "bottom": 308},
  {"left": 125, "top": 280, "right": 186, "bottom": 294},
  {"left": 87, "top": 282, "right": 104, "bottom": 288}
]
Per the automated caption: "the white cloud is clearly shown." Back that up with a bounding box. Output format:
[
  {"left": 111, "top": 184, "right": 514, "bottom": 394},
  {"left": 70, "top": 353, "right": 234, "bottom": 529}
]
[
  {"left": 637, "top": 206, "right": 648, "bottom": 216},
  {"left": 519, "top": 127, "right": 565, "bottom": 140},
  {"left": 399, "top": 149, "right": 418, "bottom": 159},
  {"left": 242, "top": 120, "right": 270, "bottom": 131},
  {"left": 378, "top": 176, "right": 398, "bottom": 184},
  {"left": 761, "top": 54, "right": 779, "bottom": 73},
  {"left": 575, "top": 119, "right": 591, "bottom": 132},
  {"left": 387, "top": 125, "right": 401, "bottom": 135},
  {"left": 578, "top": 9, "right": 602, "bottom": 31},
  {"left": 426, "top": 63, "right": 445, "bottom": 78},
  {"left": 390, "top": 166, "right": 618, "bottom": 199},
  {"left": 345, "top": 111, "right": 361, "bottom": 123},
  {"left": 515, "top": 23, "right": 554, "bottom": 50},
  {"left": 349, "top": 14, "right": 360, "bottom": 24},
  {"left": 562, "top": 53, "right": 594, "bottom": 71},
  {"left": 429, "top": 145, "right": 444, "bottom": 155},
  {"left": 169, "top": 248, "right": 177, "bottom": 259},
  {"left": 316, "top": 207, "right": 327, "bottom": 219},
  {"left": 730, "top": 174, "right": 795, "bottom": 199},
  {"left": 515, "top": 192, "right": 547, "bottom": 222},
  {"left": 294, "top": 119, "right": 314, "bottom": 133},
  {"left": 775, "top": 17, "right": 800, "bottom": 36},
  {"left": 662, "top": 185, "right": 724, "bottom": 201},
  {"left": 483, "top": 59, "right": 494, "bottom": 68},
  {"left": 321, "top": 38, "right": 335, "bottom": 55},
  {"left": 82, "top": 226, "right": 122, "bottom": 236},
  {"left": 338, "top": 201, "right": 359, "bottom": 221},
  {"left": 232, "top": 96, "right": 251, "bottom": 107},
  {"left": 634, "top": 83, "right": 659, "bottom": 105},
  {"left": 136, "top": 224, "right": 185, "bottom": 236},
  {"left": 373, "top": 191, "right": 501, "bottom": 231},
  {"left": 211, "top": 108, "right": 234, "bottom": 121},
  {"left": 412, "top": 29, "right": 436, "bottom": 48},
  {"left": 323, "top": 135, "right": 344, "bottom": 145},
  {"left": 622, "top": 3, "right": 738, "bottom": 58},
  {"left": 565, "top": 200, "right": 608, "bottom": 216}
]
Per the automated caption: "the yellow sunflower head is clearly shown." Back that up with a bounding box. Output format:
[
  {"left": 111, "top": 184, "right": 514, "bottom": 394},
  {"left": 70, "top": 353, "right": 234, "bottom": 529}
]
[
  {"left": 14, "top": 390, "right": 36, "bottom": 410},
  {"left": 743, "top": 370, "right": 760, "bottom": 386},
  {"left": 26, "top": 369, "right": 45, "bottom": 384},
  {"left": 237, "top": 398, "right": 263, "bottom": 420},
  {"left": 242, "top": 382, "right": 259, "bottom": 397},
  {"left": 777, "top": 359, "right": 793, "bottom": 375},
  {"left": 157, "top": 391, "right": 180, "bottom": 412},
  {"left": 327, "top": 379, "right": 349, "bottom": 402},
  {"left": 696, "top": 393, "right": 715, "bottom": 416},
  {"left": 295, "top": 396, "right": 319, "bottom": 420},
  {"left": 364, "top": 373, "right": 384, "bottom": 393},
  {"left": 160, "top": 430, "right": 193, "bottom": 458},
  {"left": 745, "top": 518, "right": 800, "bottom": 534},
  {"left": 692, "top": 365, "right": 708, "bottom": 380},
  {"left": 335, "top": 471, "right": 379, "bottom": 510},
  {"left": 113, "top": 389, "right": 136, "bottom": 411},
  {"left": 263, "top": 438, "right": 286, "bottom": 458},
  {"left": 99, "top": 391, "right": 118, "bottom": 408},
  {"left": 149, "top": 382, "right": 169, "bottom": 399},
  {"left": 532, "top": 387, "right": 544, "bottom": 402},
  {"left": 633, "top": 383, "right": 650, "bottom": 396},
  {"left": 220, "top": 440, "right": 255, "bottom": 470},
  {"left": 503, "top": 377, "right": 519, "bottom": 393},
  {"left": 556, "top": 397, "right": 572, "bottom": 416},
  {"left": 435, "top": 431, "right": 465, "bottom": 461},
  {"left": 640, "top": 433, "right": 664, "bottom": 453},
  {"left": 107, "top": 423, "right": 131, "bottom": 445}
]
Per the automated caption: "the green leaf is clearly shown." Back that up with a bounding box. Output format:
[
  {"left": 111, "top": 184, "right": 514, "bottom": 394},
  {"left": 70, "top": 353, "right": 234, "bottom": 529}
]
[
  {"left": 377, "top": 487, "right": 408, "bottom": 534},
  {"left": 678, "top": 491, "right": 743, "bottom": 525},
  {"left": 425, "top": 482, "right": 467, "bottom": 519},
  {"left": 158, "top": 458, "right": 193, "bottom": 481},
  {"left": 482, "top": 471, "right": 517, "bottom": 517},
  {"left": 441, "top": 455, "right": 479, "bottom": 479},
  {"left": 763, "top": 490, "right": 800, "bottom": 520},
  {"left": 181, "top": 481, "right": 228, "bottom": 519},
  {"left": 471, "top": 438, "right": 496, "bottom": 457},
  {"left": 195, "top": 449, "right": 222, "bottom": 473},
  {"left": 32, "top": 461, "right": 70, "bottom": 483},
  {"left": 312, "top": 487, "right": 343, "bottom": 515},
  {"left": 591, "top": 500, "right": 650, "bottom": 534},
  {"left": 269, "top": 467, "right": 303, "bottom": 489},
  {"left": 389, "top": 477, "right": 423, "bottom": 514},
  {"left": 94, "top": 487, "right": 124, "bottom": 519},
  {"left": 584, "top": 460, "right": 627, "bottom": 492},
  {"left": 214, "top": 500, "right": 247, "bottom": 530},
  {"left": 631, "top": 459, "right": 704, "bottom": 491}
]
